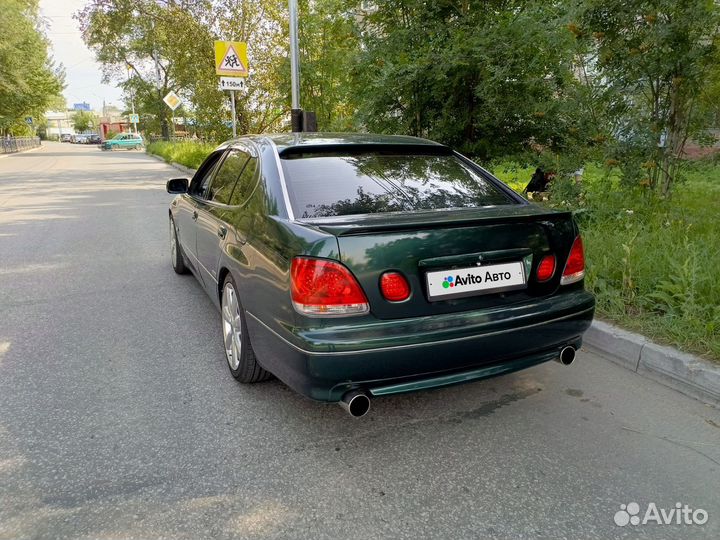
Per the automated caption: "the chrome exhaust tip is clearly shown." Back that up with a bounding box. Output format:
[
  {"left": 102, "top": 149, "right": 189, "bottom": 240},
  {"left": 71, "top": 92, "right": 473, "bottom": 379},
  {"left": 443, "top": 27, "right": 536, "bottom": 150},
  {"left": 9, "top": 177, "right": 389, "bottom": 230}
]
[
  {"left": 556, "top": 346, "right": 576, "bottom": 366},
  {"left": 339, "top": 390, "right": 371, "bottom": 418}
]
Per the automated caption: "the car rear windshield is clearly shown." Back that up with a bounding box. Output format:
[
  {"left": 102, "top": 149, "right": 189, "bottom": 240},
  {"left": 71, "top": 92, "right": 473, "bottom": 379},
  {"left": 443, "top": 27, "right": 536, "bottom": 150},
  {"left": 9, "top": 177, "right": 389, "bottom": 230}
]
[{"left": 280, "top": 149, "right": 515, "bottom": 219}]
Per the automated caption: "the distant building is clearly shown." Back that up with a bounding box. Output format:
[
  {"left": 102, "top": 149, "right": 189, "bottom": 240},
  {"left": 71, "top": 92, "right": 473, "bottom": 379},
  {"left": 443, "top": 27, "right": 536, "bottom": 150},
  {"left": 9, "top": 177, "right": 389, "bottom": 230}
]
[{"left": 45, "top": 110, "right": 76, "bottom": 136}]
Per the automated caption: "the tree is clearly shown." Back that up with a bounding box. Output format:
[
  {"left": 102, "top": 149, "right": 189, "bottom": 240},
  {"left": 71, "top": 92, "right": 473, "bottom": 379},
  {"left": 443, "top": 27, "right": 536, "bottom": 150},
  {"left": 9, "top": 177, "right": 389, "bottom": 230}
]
[
  {"left": 0, "top": 0, "right": 65, "bottom": 135},
  {"left": 76, "top": 0, "right": 289, "bottom": 139},
  {"left": 71, "top": 110, "right": 96, "bottom": 132},
  {"left": 573, "top": 0, "right": 720, "bottom": 195},
  {"left": 344, "top": 1, "right": 587, "bottom": 165}
]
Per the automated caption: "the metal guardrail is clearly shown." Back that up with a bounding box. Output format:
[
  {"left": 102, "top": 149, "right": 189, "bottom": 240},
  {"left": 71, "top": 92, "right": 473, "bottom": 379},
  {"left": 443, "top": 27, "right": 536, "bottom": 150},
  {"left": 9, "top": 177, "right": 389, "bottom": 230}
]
[{"left": 1, "top": 136, "right": 41, "bottom": 154}]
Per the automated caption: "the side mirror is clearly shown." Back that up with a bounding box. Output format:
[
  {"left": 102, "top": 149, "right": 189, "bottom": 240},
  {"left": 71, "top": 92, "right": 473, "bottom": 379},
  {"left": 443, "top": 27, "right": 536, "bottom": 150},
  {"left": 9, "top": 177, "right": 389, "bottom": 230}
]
[{"left": 166, "top": 178, "right": 189, "bottom": 194}]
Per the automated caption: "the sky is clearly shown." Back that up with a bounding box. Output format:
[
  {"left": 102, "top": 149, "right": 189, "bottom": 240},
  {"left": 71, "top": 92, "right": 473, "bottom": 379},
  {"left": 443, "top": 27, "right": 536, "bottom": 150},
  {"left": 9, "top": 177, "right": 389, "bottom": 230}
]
[{"left": 39, "top": 0, "right": 125, "bottom": 112}]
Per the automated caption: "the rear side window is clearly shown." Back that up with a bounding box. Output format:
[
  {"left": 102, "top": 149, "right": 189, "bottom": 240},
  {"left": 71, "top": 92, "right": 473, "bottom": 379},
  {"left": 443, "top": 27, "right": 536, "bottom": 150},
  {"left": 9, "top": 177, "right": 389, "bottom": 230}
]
[
  {"left": 280, "top": 150, "right": 514, "bottom": 218},
  {"left": 209, "top": 150, "right": 248, "bottom": 204},
  {"left": 231, "top": 154, "right": 258, "bottom": 205}
]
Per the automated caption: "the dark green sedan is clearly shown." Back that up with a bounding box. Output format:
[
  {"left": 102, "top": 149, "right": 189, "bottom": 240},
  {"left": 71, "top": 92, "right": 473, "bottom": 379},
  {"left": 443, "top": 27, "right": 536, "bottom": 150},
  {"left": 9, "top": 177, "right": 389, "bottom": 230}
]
[{"left": 166, "top": 133, "right": 594, "bottom": 417}]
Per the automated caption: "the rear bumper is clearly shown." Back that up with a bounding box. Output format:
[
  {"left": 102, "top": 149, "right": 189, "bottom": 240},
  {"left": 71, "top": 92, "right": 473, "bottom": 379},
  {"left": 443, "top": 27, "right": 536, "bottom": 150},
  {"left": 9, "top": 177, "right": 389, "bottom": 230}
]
[{"left": 246, "top": 290, "right": 595, "bottom": 402}]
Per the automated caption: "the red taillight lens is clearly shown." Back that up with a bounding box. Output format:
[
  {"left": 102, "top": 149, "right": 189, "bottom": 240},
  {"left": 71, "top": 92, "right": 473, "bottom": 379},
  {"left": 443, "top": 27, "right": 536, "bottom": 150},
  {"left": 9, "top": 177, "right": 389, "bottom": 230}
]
[
  {"left": 380, "top": 271, "right": 411, "bottom": 302},
  {"left": 290, "top": 257, "right": 369, "bottom": 316},
  {"left": 536, "top": 254, "right": 556, "bottom": 282},
  {"left": 561, "top": 236, "right": 585, "bottom": 285}
]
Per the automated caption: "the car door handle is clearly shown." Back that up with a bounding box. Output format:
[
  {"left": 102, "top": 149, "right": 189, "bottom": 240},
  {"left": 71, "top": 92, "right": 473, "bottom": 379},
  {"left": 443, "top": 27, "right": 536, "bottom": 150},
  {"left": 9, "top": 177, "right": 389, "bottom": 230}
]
[
  {"left": 217, "top": 226, "right": 227, "bottom": 239},
  {"left": 192, "top": 211, "right": 198, "bottom": 221}
]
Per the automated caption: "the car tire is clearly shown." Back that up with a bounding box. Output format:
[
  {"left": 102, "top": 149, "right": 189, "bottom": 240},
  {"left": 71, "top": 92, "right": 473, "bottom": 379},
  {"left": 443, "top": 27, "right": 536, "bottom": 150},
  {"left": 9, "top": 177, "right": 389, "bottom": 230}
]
[
  {"left": 221, "top": 274, "right": 271, "bottom": 383},
  {"left": 169, "top": 216, "right": 188, "bottom": 274}
]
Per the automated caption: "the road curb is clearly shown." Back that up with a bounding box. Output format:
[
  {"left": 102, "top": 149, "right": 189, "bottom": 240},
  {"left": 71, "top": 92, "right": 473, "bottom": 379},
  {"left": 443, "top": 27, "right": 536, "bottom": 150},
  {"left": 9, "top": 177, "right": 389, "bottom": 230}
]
[
  {"left": 584, "top": 320, "right": 720, "bottom": 406},
  {"left": 0, "top": 144, "right": 44, "bottom": 159}
]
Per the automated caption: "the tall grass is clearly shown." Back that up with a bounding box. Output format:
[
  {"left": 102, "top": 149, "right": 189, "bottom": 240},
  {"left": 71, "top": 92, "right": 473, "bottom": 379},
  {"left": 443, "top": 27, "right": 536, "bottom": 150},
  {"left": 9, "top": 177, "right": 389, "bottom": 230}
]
[
  {"left": 146, "top": 140, "right": 216, "bottom": 170},
  {"left": 493, "top": 161, "right": 720, "bottom": 360}
]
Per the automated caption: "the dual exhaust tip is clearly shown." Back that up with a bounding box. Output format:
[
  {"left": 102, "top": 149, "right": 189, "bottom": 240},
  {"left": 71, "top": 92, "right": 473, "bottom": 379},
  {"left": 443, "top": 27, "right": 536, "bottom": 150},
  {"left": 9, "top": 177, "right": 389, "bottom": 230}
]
[{"left": 339, "top": 346, "right": 577, "bottom": 417}]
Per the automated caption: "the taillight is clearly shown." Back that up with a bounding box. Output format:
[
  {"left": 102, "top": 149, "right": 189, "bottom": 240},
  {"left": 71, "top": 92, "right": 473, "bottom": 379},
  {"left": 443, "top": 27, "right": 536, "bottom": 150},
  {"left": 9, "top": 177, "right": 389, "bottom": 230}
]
[
  {"left": 290, "top": 257, "right": 369, "bottom": 316},
  {"left": 561, "top": 236, "right": 585, "bottom": 285},
  {"left": 380, "top": 271, "right": 411, "bottom": 302},
  {"left": 536, "top": 254, "right": 556, "bottom": 282}
]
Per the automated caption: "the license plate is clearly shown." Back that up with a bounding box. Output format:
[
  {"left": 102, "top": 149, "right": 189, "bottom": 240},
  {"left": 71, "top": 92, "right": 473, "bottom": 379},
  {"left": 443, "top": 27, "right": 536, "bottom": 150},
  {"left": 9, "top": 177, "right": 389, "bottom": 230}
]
[{"left": 426, "top": 261, "right": 526, "bottom": 300}]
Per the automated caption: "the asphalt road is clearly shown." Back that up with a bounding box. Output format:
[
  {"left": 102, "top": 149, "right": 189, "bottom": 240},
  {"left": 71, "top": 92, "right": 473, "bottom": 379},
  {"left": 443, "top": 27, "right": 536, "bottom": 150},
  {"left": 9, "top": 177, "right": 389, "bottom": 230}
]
[{"left": 0, "top": 142, "right": 718, "bottom": 540}]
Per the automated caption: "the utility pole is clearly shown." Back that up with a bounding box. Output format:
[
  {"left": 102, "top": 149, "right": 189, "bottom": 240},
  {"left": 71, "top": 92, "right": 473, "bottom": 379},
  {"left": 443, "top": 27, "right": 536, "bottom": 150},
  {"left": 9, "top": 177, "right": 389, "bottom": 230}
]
[
  {"left": 127, "top": 65, "right": 138, "bottom": 134},
  {"left": 289, "top": 0, "right": 302, "bottom": 132},
  {"left": 150, "top": 16, "right": 169, "bottom": 140}
]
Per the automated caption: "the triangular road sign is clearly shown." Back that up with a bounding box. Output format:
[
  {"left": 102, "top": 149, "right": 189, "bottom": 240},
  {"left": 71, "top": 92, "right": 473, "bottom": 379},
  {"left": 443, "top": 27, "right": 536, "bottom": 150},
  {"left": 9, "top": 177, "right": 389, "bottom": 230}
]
[
  {"left": 220, "top": 45, "right": 247, "bottom": 73},
  {"left": 214, "top": 40, "right": 249, "bottom": 76}
]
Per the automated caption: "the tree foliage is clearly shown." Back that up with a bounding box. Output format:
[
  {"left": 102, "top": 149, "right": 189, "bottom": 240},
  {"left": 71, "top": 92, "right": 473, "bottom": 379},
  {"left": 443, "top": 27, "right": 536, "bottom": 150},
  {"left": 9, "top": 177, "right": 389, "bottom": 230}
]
[
  {"left": 76, "top": 0, "right": 720, "bottom": 195},
  {"left": 0, "top": 0, "right": 65, "bottom": 134},
  {"left": 349, "top": 1, "right": 584, "bottom": 163},
  {"left": 71, "top": 110, "right": 96, "bottom": 132},
  {"left": 76, "top": 0, "right": 288, "bottom": 139},
  {"left": 572, "top": 0, "right": 720, "bottom": 195}
]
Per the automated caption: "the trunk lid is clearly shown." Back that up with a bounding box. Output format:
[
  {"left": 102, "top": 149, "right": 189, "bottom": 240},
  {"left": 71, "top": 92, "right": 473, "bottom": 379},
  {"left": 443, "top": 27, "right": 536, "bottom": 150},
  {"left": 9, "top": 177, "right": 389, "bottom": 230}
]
[{"left": 302, "top": 205, "right": 577, "bottom": 319}]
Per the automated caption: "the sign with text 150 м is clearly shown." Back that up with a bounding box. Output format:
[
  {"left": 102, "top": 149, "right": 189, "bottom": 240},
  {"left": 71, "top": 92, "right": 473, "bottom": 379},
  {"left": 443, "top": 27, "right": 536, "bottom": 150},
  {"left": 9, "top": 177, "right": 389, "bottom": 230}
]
[{"left": 218, "top": 77, "right": 246, "bottom": 92}]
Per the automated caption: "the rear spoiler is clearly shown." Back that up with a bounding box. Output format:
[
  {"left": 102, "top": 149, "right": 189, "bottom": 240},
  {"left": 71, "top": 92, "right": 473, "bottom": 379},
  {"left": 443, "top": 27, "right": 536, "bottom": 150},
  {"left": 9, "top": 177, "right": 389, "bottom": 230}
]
[
  {"left": 278, "top": 143, "right": 453, "bottom": 159},
  {"left": 300, "top": 206, "right": 573, "bottom": 236}
]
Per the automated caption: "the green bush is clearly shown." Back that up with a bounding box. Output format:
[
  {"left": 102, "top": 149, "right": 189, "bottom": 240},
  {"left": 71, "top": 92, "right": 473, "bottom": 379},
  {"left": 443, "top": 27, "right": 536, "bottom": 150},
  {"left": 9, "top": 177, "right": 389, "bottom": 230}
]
[{"left": 146, "top": 140, "right": 216, "bottom": 170}]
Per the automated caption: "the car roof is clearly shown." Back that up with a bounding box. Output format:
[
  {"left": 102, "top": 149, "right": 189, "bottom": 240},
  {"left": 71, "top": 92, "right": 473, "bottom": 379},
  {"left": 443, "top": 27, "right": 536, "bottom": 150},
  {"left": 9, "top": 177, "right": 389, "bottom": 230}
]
[{"left": 216, "top": 132, "right": 446, "bottom": 154}]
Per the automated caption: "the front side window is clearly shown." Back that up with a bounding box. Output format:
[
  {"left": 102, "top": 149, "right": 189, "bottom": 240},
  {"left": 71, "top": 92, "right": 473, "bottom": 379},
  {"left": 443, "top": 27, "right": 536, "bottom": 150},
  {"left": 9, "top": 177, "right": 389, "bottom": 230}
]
[
  {"left": 190, "top": 151, "right": 224, "bottom": 199},
  {"left": 281, "top": 149, "right": 515, "bottom": 219}
]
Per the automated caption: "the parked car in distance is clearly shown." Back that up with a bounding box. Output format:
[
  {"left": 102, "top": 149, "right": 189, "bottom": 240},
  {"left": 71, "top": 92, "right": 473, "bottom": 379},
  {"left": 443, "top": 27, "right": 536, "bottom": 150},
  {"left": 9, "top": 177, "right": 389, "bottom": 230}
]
[
  {"left": 100, "top": 132, "right": 144, "bottom": 150},
  {"left": 74, "top": 134, "right": 88, "bottom": 144},
  {"left": 60, "top": 133, "right": 73, "bottom": 143},
  {"left": 87, "top": 134, "right": 101, "bottom": 144},
  {"left": 166, "top": 133, "right": 595, "bottom": 417}
]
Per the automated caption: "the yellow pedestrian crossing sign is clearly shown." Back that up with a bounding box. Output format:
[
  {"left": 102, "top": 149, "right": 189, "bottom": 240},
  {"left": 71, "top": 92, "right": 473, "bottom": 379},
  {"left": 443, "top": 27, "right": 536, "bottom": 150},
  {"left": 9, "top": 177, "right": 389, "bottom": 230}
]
[{"left": 214, "top": 41, "right": 249, "bottom": 77}]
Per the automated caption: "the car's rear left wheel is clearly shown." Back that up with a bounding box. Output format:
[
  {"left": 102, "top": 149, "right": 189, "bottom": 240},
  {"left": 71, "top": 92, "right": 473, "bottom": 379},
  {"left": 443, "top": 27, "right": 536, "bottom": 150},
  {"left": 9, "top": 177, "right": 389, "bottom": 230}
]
[{"left": 221, "top": 274, "right": 271, "bottom": 383}]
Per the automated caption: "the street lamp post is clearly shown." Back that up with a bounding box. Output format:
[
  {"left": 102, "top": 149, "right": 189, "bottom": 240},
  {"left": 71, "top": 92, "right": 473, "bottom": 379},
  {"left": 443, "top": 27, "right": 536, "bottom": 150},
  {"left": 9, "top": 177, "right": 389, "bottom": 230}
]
[{"left": 289, "top": 0, "right": 302, "bottom": 132}]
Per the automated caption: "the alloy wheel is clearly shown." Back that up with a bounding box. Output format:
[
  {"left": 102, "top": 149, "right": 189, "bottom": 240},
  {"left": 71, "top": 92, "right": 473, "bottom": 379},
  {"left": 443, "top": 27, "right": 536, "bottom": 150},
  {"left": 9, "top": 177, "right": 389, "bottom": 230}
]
[
  {"left": 169, "top": 220, "right": 177, "bottom": 263},
  {"left": 222, "top": 283, "right": 242, "bottom": 370}
]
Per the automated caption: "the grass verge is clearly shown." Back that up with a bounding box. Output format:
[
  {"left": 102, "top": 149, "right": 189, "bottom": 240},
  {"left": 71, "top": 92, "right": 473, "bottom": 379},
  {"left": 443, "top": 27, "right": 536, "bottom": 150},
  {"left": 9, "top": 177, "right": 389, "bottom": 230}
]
[
  {"left": 146, "top": 140, "right": 216, "bottom": 170},
  {"left": 493, "top": 161, "right": 720, "bottom": 360}
]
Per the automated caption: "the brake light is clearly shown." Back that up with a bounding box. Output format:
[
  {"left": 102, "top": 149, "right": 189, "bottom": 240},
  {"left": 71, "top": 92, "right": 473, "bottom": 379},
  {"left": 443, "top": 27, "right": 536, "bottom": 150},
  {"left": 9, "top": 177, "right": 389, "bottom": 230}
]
[
  {"left": 536, "top": 254, "right": 556, "bottom": 282},
  {"left": 291, "top": 257, "right": 369, "bottom": 316},
  {"left": 561, "top": 236, "right": 585, "bottom": 285},
  {"left": 380, "top": 271, "right": 411, "bottom": 302}
]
